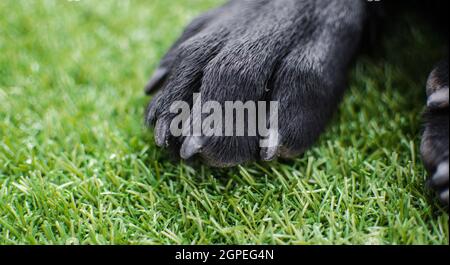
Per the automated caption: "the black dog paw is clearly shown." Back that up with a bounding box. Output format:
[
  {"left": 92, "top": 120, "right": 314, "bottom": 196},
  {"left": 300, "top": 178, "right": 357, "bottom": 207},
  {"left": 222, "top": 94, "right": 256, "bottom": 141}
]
[
  {"left": 421, "top": 60, "right": 449, "bottom": 205},
  {"left": 145, "top": 0, "right": 366, "bottom": 167}
]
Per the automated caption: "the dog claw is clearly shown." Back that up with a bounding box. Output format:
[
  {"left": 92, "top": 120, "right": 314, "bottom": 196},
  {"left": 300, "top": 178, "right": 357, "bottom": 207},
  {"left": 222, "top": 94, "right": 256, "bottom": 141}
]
[
  {"left": 432, "top": 161, "right": 449, "bottom": 187},
  {"left": 427, "top": 87, "right": 449, "bottom": 110},
  {"left": 145, "top": 68, "right": 169, "bottom": 94},
  {"left": 180, "top": 137, "right": 204, "bottom": 160},
  {"left": 260, "top": 146, "right": 278, "bottom": 161},
  {"left": 429, "top": 161, "right": 449, "bottom": 206},
  {"left": 260, "top": 129, "right": 280, "bottom": 161},
  {"left": 155, "top": 119, "right": 169, "bottom": 147}
]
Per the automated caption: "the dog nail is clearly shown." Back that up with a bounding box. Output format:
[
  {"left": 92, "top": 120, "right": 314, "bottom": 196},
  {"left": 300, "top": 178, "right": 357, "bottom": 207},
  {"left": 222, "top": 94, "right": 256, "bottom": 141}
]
[
  {"left": 180, "top": 137, "right": 204, "bottom": 159},
  {"left": 145, "top": 68, "right": 168, "bottom": 94},
  {"left": 427, "top": 87, "right": 449, "bottom": 109},
  {"left": 260, "top": 129, "right": 280, "bottom": 161},
  {"left": 432, "top": 161, "right": 449, "bottom": 187},
  {"left": 155, "top": 119, "right": 169, "bottom": 147}
]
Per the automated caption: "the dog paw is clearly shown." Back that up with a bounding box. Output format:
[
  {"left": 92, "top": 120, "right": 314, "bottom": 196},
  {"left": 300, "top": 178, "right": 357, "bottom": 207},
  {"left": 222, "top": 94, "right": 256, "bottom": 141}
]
[
  {"left": 145, "top": 0, "right": 366, "bottom": 167},
  {"left": 421, "top": 60, "right": 449, "bottom": 206}
]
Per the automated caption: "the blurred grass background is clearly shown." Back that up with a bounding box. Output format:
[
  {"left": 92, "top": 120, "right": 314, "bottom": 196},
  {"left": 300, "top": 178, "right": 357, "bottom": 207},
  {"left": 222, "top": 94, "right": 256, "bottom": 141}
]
[{"left": 0, "top": 0, "right": 448, "bottom": 244}]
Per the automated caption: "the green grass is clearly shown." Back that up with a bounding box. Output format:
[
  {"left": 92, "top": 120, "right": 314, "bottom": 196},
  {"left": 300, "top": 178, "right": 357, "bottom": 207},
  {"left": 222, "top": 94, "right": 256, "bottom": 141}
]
[{"left": 0, "top": 0, "right": 448, "bottom": 245}]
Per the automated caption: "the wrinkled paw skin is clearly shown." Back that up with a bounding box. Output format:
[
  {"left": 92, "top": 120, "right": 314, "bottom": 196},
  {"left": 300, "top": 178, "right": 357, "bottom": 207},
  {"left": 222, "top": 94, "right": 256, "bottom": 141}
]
[
  {"left": 144, "top": 0, "right": 366, "bottom": 167},
  {"left": 421, "top": 60, "right": 449, "bottom": 206}
]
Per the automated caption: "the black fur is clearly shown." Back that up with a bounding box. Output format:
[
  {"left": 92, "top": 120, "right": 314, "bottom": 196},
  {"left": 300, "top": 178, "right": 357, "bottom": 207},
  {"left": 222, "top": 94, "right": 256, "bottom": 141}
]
[
  {"left": 422, "top": 61, "right": 449, "bottom": 204},
  {"left": 146, "top": 0, "right": 366, "bottom": 166},
  {"left": 144, "top": 0, "right": 449, "bottom": 205}
]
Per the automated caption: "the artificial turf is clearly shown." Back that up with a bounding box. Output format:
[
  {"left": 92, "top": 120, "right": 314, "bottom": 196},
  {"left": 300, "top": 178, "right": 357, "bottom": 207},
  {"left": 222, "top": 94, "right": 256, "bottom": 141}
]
[{"left": 0, "top": 0, "right": 448, "bottom": 244}]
